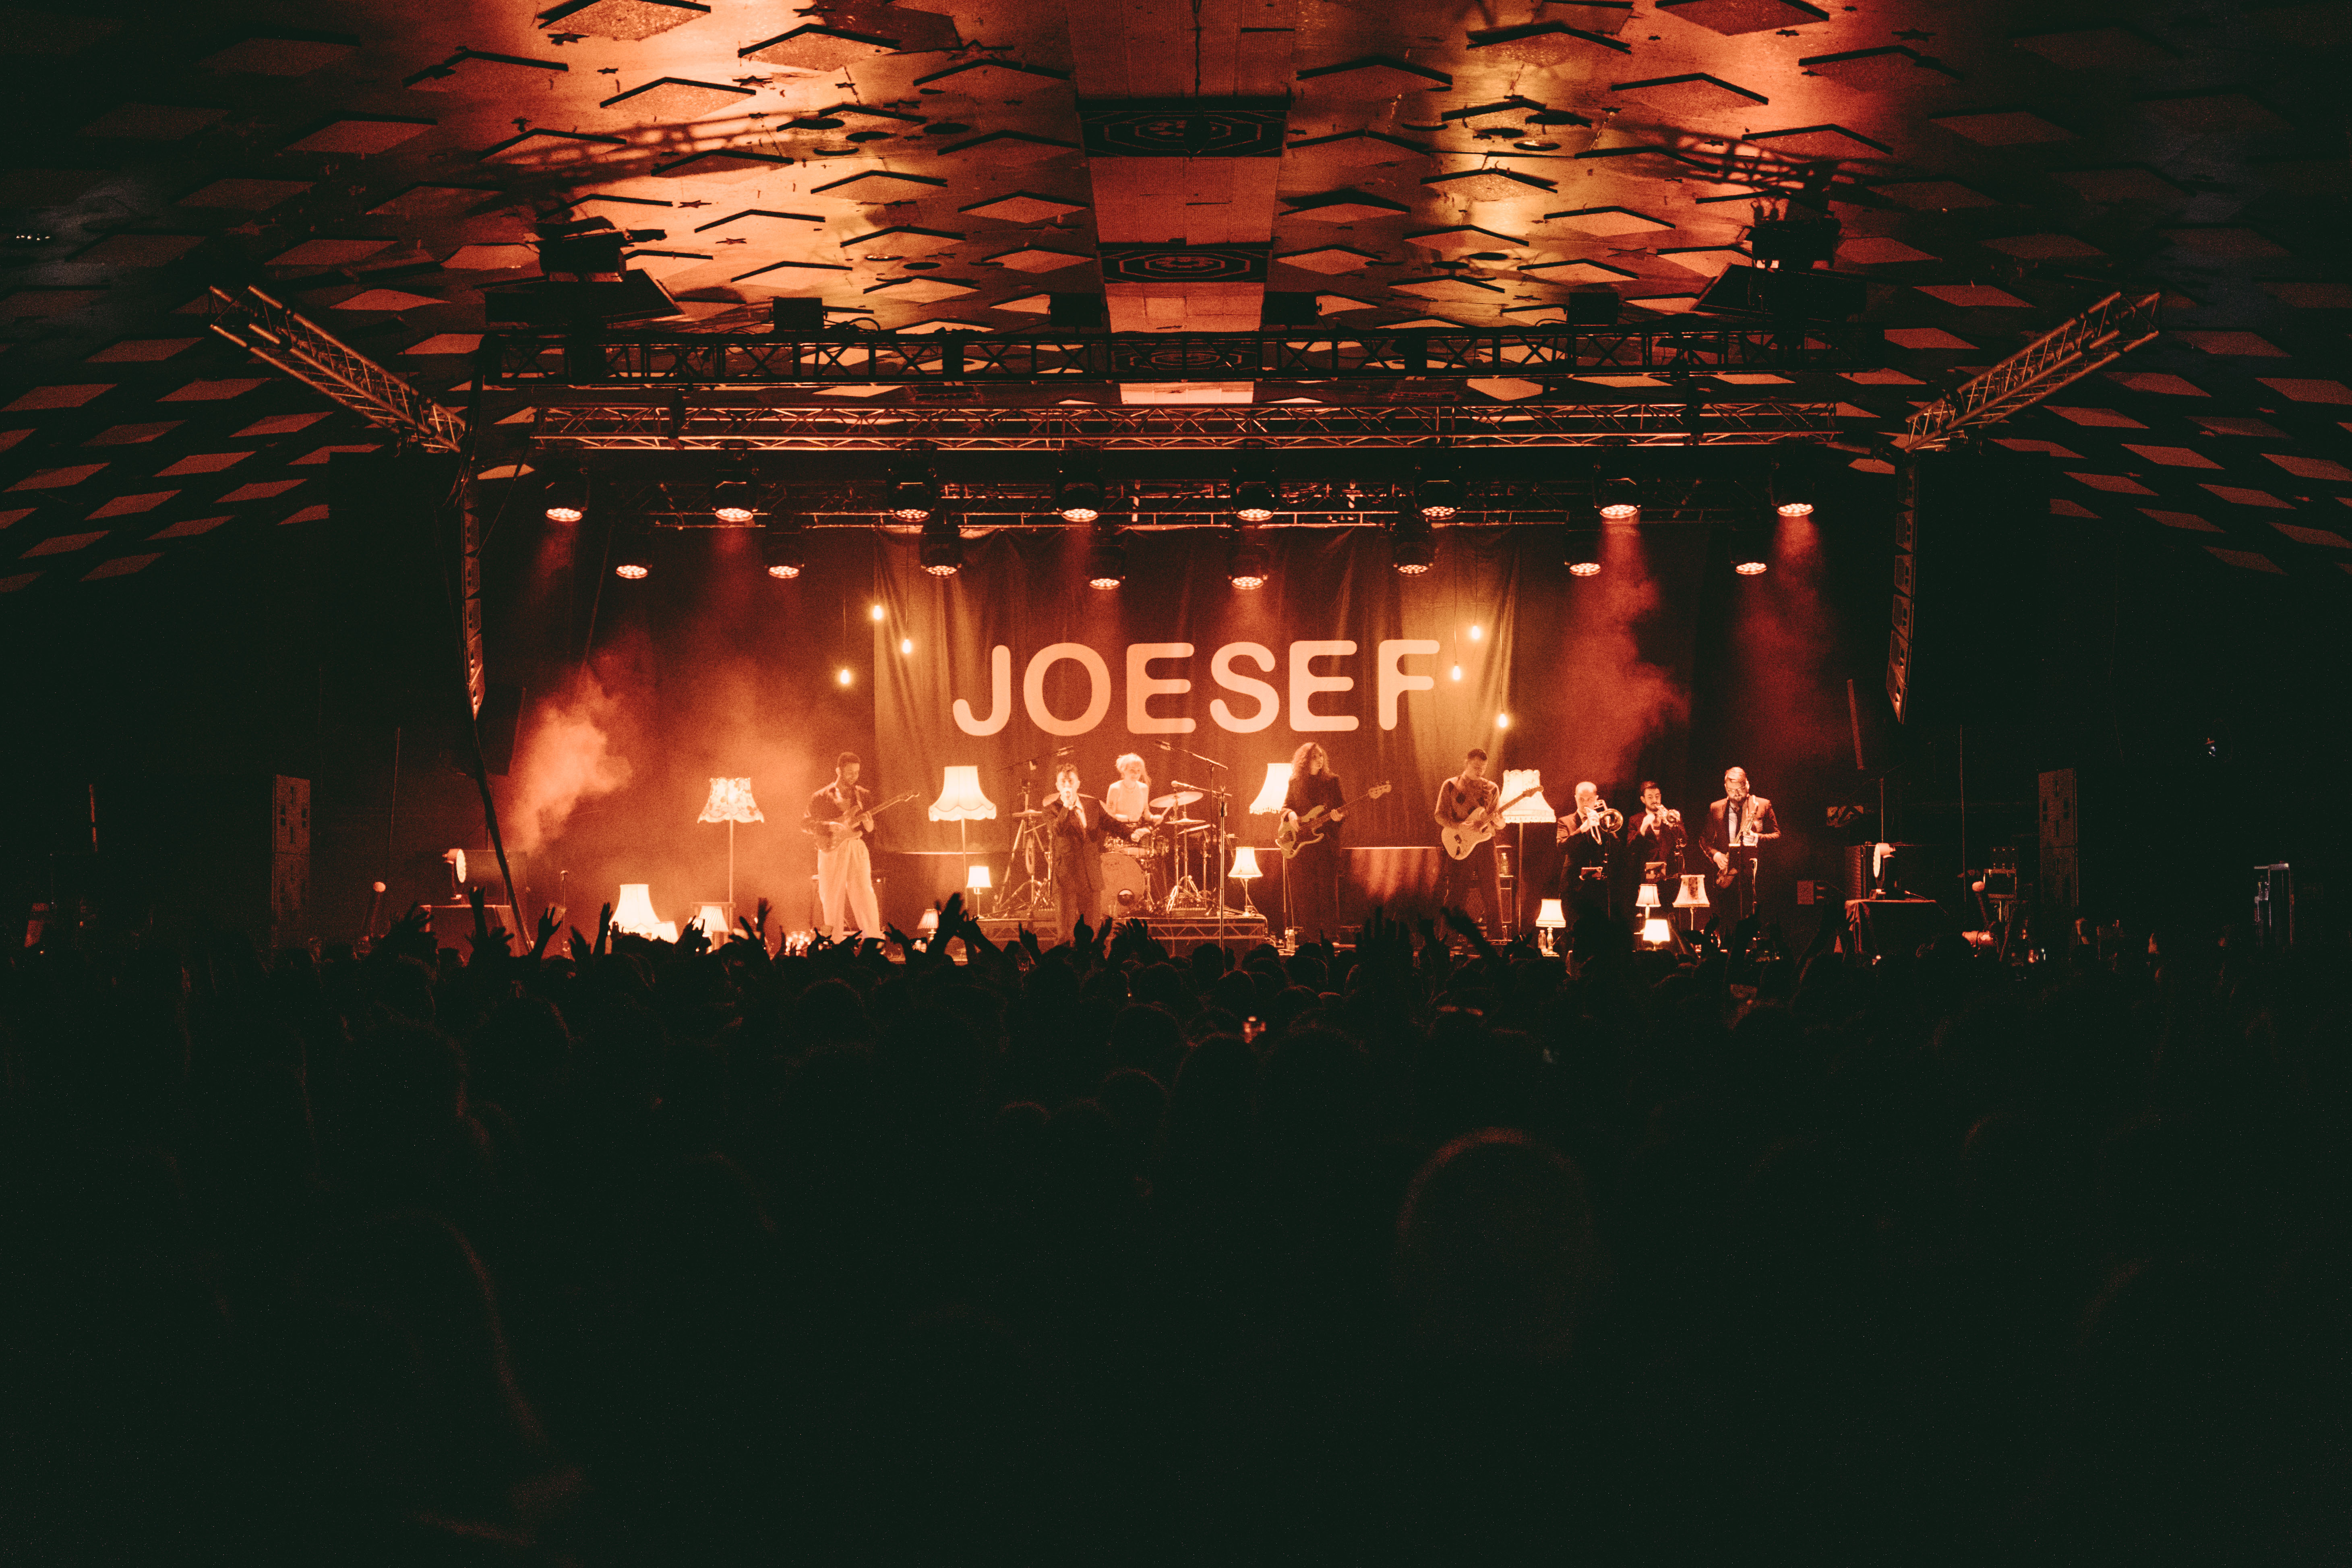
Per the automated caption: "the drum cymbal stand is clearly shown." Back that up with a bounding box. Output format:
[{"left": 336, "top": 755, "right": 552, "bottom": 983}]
[{"left": 994, "top": 774, "right": 1051, "bottom": 920}]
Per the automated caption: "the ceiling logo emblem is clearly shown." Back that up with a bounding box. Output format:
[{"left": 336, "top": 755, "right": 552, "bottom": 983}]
[
  {"left": 1080, "top": 98, "right": 1288, "bottom": 158},
  {"left": 1100, "top": 243, "right": 1271, "bottom": 284}
]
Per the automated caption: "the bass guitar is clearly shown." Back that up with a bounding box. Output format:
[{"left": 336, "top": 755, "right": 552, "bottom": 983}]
[
  {"left": 1275, "top": 781, "right": 1391, "bottom": 858},
  {"left": 1440, "top": 785, "right": 1545, "bottom": 861},
  {"left": 807, "top": 790, "right": 917, "bottom": 852}
]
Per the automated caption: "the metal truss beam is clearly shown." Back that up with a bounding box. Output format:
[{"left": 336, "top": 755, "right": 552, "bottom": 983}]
[
  {"left": 533, "top": 400, "right": 1842, "bottom": 451},
  {"left": 1897, "top": 290, "right": 2160, "bottom": 453},
  {"left": 494, "top": 324, "right": 1881, "bottom": 385},
  {"left": 208, "top": 286, "right": 468, "bottom": 454}
]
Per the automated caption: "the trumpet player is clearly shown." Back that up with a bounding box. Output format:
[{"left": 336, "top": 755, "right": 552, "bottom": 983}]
[
  {"left": 1554, "top": 780, "right": 1624, "bottom": 916},
  {"left": 1627, "top": 780, "right": 1688, "bottom": 911}
]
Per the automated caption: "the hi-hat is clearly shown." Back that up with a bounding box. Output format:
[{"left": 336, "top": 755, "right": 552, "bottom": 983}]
[{"left": 1150, "top": 789, "right": 1204, "bottom": 810}]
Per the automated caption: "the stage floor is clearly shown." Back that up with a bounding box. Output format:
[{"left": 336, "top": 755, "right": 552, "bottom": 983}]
[{"left": 974, "top": 910, "right": 1274, "bottom": 949}]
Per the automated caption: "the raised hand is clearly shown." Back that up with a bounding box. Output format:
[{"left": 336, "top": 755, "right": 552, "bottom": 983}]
[
  {"left": 1018, "top": 925, "right": 1043, "bottom": 964},
  {"left": 568, "top": 927, "right": 594, "bottom": 966},
  {"left": 753, "top": 896, "right": 772, "bottom": 939},
  {"left": 596, "top": 901, "right": 614, "bottom": 959},
  {"left": 532, "top": 904, "right": 561, "bottom": 960}
]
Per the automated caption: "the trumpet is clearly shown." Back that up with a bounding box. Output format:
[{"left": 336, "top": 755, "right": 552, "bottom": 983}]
[
  {"left": 1585, "top": 801, "right": 1626, "bottom": 834},
  {"left": 1659, "top": 806, "right": 1682, "bottom": 828}
]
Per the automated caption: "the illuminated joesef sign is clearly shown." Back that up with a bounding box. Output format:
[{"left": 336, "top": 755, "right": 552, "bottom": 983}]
[{"left": 952, "top": 639, "right": 1442, "bottom": 737}]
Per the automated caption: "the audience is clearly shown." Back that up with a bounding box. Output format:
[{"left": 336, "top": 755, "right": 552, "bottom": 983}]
[{"left": 1, "top": 895, "right": 2344, "bottom": 1565}]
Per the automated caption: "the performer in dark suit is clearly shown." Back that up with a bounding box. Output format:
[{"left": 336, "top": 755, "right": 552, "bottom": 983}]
[
  {"left": 1552, "top": 779, "right": 1624, "bottom": 918},
  {"left": 1703, "top": 766, "right": 1781, "bottom": 920},
  {"left": 1624, "top": 780, "right": 1687, "bottom": 910},
  {"left": 1040, "top": 762, "right": 1109, "bottom": 943},
  {"left": 1280, "top": 741, "right": 1347, "bottom": 938}
]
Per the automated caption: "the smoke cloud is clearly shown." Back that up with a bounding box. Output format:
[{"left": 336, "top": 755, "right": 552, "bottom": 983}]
[
  {"left": 504, "top": 666, "right": 634, "bottom": 854},
  {"left": 1552, "top": 539, "right": 1691, "bottom": 788}
]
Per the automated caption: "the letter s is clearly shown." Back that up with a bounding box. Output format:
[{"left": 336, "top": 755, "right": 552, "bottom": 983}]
[{"left": 1209, "top": 642, "right": 1278, "bottom": 733}]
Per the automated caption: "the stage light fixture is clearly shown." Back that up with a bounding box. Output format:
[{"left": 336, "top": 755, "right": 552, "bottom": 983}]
[
  {"left": 613, "top": 520, "right": 652, "bottom": 579},
  {"left": 1391, "top": 512, "right": 1436, "bottom": 575},
  {"left": 541, "top": 460, "right": 586, "bottom": 524},
  {"left": 1055, "top": 461, "right": 1105, "bottom": 524},
  {"left": 887, "top": 457, "right": 938, "bottom": 523},
  {"left": 1414, "top": 470, "right": 1462, "bottom": 521},
  {"left": 1226, "top": 527, "right": 1270, "bottom": 590},
  {"left": 1732, "top": 525, "right": 1769, "bottom": 577},
  {"left": 1231, "top": 443, "right": 1279, "bottom": 522},
  {"left": 1597, "top": 474, "right": 1640, "bottom": 521},
  {"left": 919, "top": 516, "right": 964, "bottom": 576},
  {"left": 710, "top": 447, "right": 755, "bottom": 523},
  {"left": 1566, "top": 532, "right": 1602, "bottom": 576},
  {"left": 760, "top": 517, "right": 805, "bottom": 579},
  {"left": 1773, "top": 442, "right": 1818, "bottom": 517},
  {"left": 1085, "top": 529, "right": 1127, "bottom": 589}
]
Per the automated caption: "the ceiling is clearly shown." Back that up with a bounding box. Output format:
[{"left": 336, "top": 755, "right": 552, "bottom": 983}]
[{"left": 1, "top": 0, "right": 2348, "bottom": 592}]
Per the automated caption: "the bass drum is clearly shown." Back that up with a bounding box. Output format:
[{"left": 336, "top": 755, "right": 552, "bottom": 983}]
[{"left": 1100, "top": 847, "right": 1153, "bottom": 919}]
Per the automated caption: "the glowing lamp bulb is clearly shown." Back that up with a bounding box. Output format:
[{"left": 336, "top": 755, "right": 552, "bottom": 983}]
[
  {"left": 1450, "top": 664, "right": 1463, "bottom": 682},
  {"left": 1568, "top": 561, "right": 1601, "bottom": 577},
  {"left": 1496, "top": 712, "right": 1511, "bottom": 729},
  {"left": 837, "top": 667, "right": 853, "bottom": 686},
  {"left": 899, "top": 637, "right": 913, "bottom": 655},
  {"left": 614, "top": 562, "right": 649, "bottom": 579},
  {"left": 1468, "top": 624, "right": 1483, "bottom": 641},
  {"left": 1735, "top": 560, "right": 1768, "bottom": 576},
  {"left": 1777, "top": 500, "right": 1814, "bottom": 517},
  {"left": 869, "top": 604, "right": 885, "bottom": 621}
]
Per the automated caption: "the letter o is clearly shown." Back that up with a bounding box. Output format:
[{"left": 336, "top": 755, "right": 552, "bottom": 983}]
[{"left": 1023, "top": 643, "right": 1112, "bottom": 736}]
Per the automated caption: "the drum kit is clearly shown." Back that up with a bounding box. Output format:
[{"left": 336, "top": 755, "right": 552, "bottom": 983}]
[{"left": 994, "top": 781, "right": 1234, "bottom": 921}]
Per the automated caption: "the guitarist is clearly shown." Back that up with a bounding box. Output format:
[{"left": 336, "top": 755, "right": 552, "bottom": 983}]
[
  {"left": 1704, "top": 766, "right": 1781, "bottom": 921},
  {"left": 805, "top": 751, "right": 882, "bottom": 941},
  {"left": 1281, "top": 742, "right": 1348, "bottom": 937},
  {"left": 1430, "top": 747, "right": 1504, "bottom": 938}
]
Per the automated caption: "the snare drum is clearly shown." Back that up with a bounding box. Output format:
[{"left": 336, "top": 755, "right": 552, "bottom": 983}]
[{"left": 1100, "top": 847, "right": 1152, "bottom": 918}]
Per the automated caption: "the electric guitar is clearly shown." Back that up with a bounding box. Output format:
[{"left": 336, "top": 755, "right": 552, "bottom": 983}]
[
  {"left": 1275, "top": 781, "right": 1391, "bottom": 858},
  {"left": 1440, "top": 785, "right": 1545, "bottom": 861},
  {"left": 807, "top": 790, "right": 916, "bottom": 852}
]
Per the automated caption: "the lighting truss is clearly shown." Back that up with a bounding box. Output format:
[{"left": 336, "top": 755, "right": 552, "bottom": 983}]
[
  {"left": 207, "top": 286, "right": 468, "bottom": 454},
  {"left": 1896, "top": 291, "right": 2161, "bottom": 453},
  {"left": 492, "top": 324, "right": 1883, "bottom": 385},
  {"left": 532, "top": 401, "right": 1843, "bottom": 452}
]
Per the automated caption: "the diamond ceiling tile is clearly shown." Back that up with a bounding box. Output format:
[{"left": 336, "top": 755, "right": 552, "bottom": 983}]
[
  {"left": 332, "top": 289, "right": 443, "bottom": 311},
  {"left": 4, "top": 384, "right": 112, "bottom": 411},
  {"left": 894, "top": 318, "right": 990, "bottom": 334},
  {"left": 910, "top": 59, "right": 1072, "bottom": 93},
  {"left": 2257, "top": 377, "right": 2352, "bottom": 405},
  {"left": 2163, "top": 226, "right": 2290, "bottom": 258},
  {"left": 269, "top": 237, "right": 396, "bottom": 267},
  {"left": 2048, "top": 406, "right": 2145, "bottom": 427},
  {"left": 86, "top": 339, "right": 198, "bottom": 364},
  {"left": 732, "top": 259, "right": 852, "bottom": 285},
  {"left": 813, "top": 169, "right": 950, "bottom": 200},
  {"left": 1295, "top": 56, "right": 1453, "bottom": 98},
  {"left": 1407, "top": 225, "right": 1524, "bottom": 256},
  {"left": 600, "top": 79, "right": 755, "bottom": 120},
  {"left": 402, "top": 335, "right": 484, "bottom": 356},
  {"left": 285, "top": 118, "right": 434, "bottom": 155},
  {"left": 1982, "top": 232, "right": 2102, "bottom": 259},
  {"left": 1547, "top": 205, "right": 1672, "bottom": 236},
  {"left": 281, "top": 505, "right": 331, "bottom": 525},
  {"left": 1286, "top": 130, "right": 1432, "bottom": 168},
  {"left": 1878, "top": 180, "right": 1999, "bottom": 211},
  {"left": 199, "top": 35, "right": 358, "bottom": 74},
  {"left": 157, "top": 452, "right": 253, "bottom": 476},
  {"left": 367, "top": 184, "right": 498, "bottom": 219},
  {"left": 2201, "top": 484, "right": 2292, "bottom": 508},
  {"left": 1885, "top": 327, "right": 1974, "bottom": 348},
  {"left": 402, "top": 47, "right": 568, "bottom": 92},
  {"left": 86, "top": 423, "right": 183, "bottom": 445},
  {"left": 538, "top": 0, "right": 708, "bottom": 42},
  {"left": 2106, "top": 370, "right": 2207, "bottom": 396},
  {"left": 2070, "top": 472, "right": 2158, "bottom": 495},
  {"left": 8, "top": 465, "right": 108, "bottom": 491},
  {"left": 2261, "top": 281, "right": 2352, "bottom": 308},
  {"left": 1628, "top": 294, "right": 1700, "bottom": 313},
  {"left": 2139, "top": 93, "right": 2293, "bottom": 136},
  {"left": 2175, "top": 331, "right": 2284, "bottom": 356},
  {"left": 1994, "top": 438, "right": 2083, "bottom": 457},
  {"left": 843, "top": 227, "right": 965, "bottom": 258},
  {"left": 1657, "top": 0, "right": 1828, "bottom": 34},
  {"left": 1839, "top": 236, "right": 1938, "bottom": 264},
  {"left": 1845, "top": 369, "right": 1924, "bottom": 385},
  {"left": 443, "top": 244, "right": 538, "bottom": 270},
  {"left": 2120, "top": 443, "right": 2222, "bottom": 469},
  {"left": 218, "top": 480, "right": 304, "bottom": 503},
  {"left": 935, "top": 132, "right": 1081, "bottom": 165},
  {"left": 1284, "top": 190, "right": 1413, "bottom": 223},
  {"left": 88, "top": 491, "right": 175, "bottom": 517},
  {"left": 1466, "top": 21, "right": 1631, "bottom": 66},
  {"left": 1917, "top": 283, "right": 2031, "bottom": 307},
  {"left": 1799, "top": 46, "right": 1962, "bottom": 89},
  {"left": 146, "top": 516, "right": 232, "bottom": 540},
  {"left": 1933, "top": 110, "right": 2073, "bottom": 145},
  {"left": 1392, "top": 275, "right": 1507, "bottom": 300},
  {"left": 2050, "top": 165, "right": 2184, "bottom": 203},
  {"left": 83, "top": 554, "right": 159, "bottom": 582},
  {"left": 1746, "top": 124, "right": 1892, "bottom": 157},
  {"left": 995, "top": 294, "right": 1054, "bottom": 314},
  {"left": 23, "top": 530, "right": 111, "bottom": 554},
  {"left": 958, "top": 192, "right": 1086, "bottom": 223},
  {"left": 2210, "top": 549, "right": 2285, "bottom": 575},
  {"left": 1656, "top": 246, "right": 1744, "bottom": 275},
  {"left": 80, "top": 103, "right": 227, "bottom": 140},
  {"left": 1467, "top": 376, "right": 1547, "bottom": 400},
  {"left": 77, "top": 234, "right": 205, "bottom": 267},
  {"left": 1277, "top": 246, "right": 1380, "bottom": 274},
  {"left": 2191, "top": 417, "right": 2289, "bottom": 438},
  {"left": 234, "top": 412, "right": 328, "bottom": 436},
  {"left": 2013, "top": 27, "right": 2174, "bottom": 70},
  {"left": 1519, "top": 260, "right": 1637, "bottom": 282},
  {"left": 2140, "top": 508, "right": 2221, "bottom": 531},
  {"left": 862, "top": 277, "right": 977, "bottom": 302},
  {"left": 693, "top": 209, "right": 828, "bottom": 238},
  {"left": 739, "top": 24, "right": 899, "bottom": 70},
  {"left": 2275, "top": 521, "right": 2352, "bottom": 548},
  {"left": 1317, "top": 294, "right": 1377, "bottom": 314},
  {"left": 2049, "top": 498, "right": 2099, "bottom": 517},
  {"left": 161, "top": 380, "right": 267, "bottom": 403},
  {"left": 1609, "top": 74, "right": 1769, "bottom": 115},
  {"left": 2267, "top": 453, "right": 2352, "bottom": 482},
  {"left": 1423, "top": 168, "right": 1556, "bottom": 202},
  {"left": 180, "top": 178, "right": 313, "bottom": 211},
  {"left": 985, "top": 248, "right": 1090, "bottom": 274}
]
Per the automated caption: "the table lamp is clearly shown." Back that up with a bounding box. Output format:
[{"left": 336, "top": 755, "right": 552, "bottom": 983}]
[
  {"left": 1534, "top": 897, "right": 1566, "bottom": 956},
  {"left": 1673, "top": 873, "right": 1710, "bottom": 932},
  {"left": 1635, "top": 883, "right": 1671, "bottom": 947},
  {"left": 1229, "top": 844, "right": 1263, "bottom": 916},
  {"left": 966, "top": 861, "right": 991, "bottom": 916}
]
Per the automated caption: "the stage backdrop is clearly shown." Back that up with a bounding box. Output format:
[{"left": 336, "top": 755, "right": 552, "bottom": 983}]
[{"left": 873, "top": 527, "right": 1518, "bottom": 865}]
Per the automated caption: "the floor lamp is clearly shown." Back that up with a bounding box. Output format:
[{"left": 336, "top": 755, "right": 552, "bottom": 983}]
[
  {"left": 929, "top": 765, "right": 997, "bottom": 914},
  {"left": 1247, "top": 762, "right": 1292, "bottom": 936},
  {"left": 697, "top": 776, "right": 764, "bottom": 929},
  {"left": 1498, "top": 768, "right": 1557, "bottom": 941}
]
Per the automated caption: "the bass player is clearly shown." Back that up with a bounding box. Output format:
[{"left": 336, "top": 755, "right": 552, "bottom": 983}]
[
  {"left": 805, "top": 751, "right": 883, "bottom": 941},
  {"left": 1431, "top": 747, "right": 1504, "bottom": 937},
  {"left": 1280, "top": 742, "right": 1347, "bottom": 937}
]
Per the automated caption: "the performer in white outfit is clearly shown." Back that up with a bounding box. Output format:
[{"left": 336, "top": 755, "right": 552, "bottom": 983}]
[
  {"left": 1101, "top": 752, "right": 1157, "bottom": 843},
  {"left": 805, "top": 751, "right": 882, "bottom": 940}
]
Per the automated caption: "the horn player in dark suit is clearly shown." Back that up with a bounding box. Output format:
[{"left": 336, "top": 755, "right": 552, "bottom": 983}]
[{"left": 1703, "top": 766, "right": 1780, "bottom": 921}]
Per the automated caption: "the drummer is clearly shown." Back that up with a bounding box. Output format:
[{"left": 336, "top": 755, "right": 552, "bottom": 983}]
[{"left": 1102, "top": 752, "right": 1159, "bottom": 846}]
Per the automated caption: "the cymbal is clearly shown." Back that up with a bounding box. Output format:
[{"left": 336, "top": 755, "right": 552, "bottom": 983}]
[
  {"left": 1150, "top": 789, "right": 1203, "bottom": 810},
  {"left": 1175, "top": 821, "right": 1212, "bottom": 836},
  {"left": 1007, "top": 809, "right": 1043, "bottom": 818}
]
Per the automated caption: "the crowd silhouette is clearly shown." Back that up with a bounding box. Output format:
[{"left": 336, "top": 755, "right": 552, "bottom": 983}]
[{"left": 2, "top": 893, "right": 2344, "bottom": 1565}]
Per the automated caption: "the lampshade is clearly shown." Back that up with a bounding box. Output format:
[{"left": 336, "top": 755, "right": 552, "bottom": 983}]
[
  {"left": 929, "top": 764, "right": 997, "bottom": 821},
  {"left": 917, "top": 908, "right": 939, "bottom": 937},
  {"left": 443, "top": 847, "right": 468, "bottom": 884},
  {"left": 693, "top": 902, "right": 729, "bottom": 937},
  {"left": 1247, "top": 762, "right": 1293, "bottom": 814},
  {"left": 697, "top": 777, "right": 764, "bottom": 824},
  {"left": 1499, "top": 769, "right": 1557, "bottom": 823},
  {"left": 1640, "top": 915, "right": 1674, "bottom": 947},
  {"left": 612, "top": 883, "right": 662, "bottom": 937},
  {"left": 1230, "top": 845, "right": 1262, "bottom": 880},
  {"left": 966, "top": 863, "right": 992, "bottom": 890},
  {"left": 1673, "top": 874, "right": 1711, "bottom": 909},
  {"left": 1635, "top": 883, "right": 1661, "bottom": 912},
  {"left": 1535, "top": 898, "right": 1566, "bottom": 930}
]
